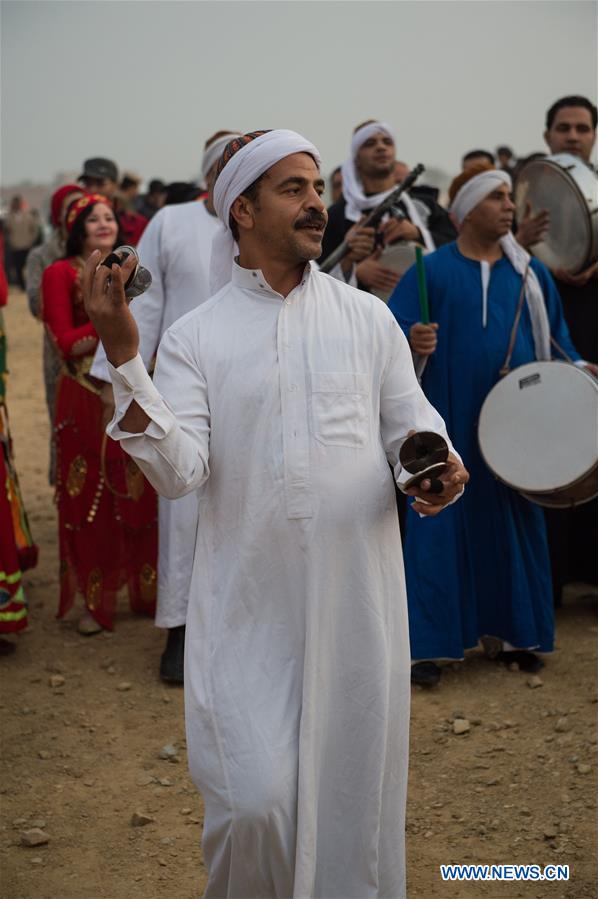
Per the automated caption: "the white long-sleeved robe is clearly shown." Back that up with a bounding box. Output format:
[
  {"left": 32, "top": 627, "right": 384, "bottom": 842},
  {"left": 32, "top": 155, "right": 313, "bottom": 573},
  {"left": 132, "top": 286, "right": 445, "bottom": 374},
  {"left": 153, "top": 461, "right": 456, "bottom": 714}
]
[
  {"left": 107, "top": 262, "right": 458, "bottom": 898},
  {"left": 92, "top": 200, "right": 220, "bottom": 627}
]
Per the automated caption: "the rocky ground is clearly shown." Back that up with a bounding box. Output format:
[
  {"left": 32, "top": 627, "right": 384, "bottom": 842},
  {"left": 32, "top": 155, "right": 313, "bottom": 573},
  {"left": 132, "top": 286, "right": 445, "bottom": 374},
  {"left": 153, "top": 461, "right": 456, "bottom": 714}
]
[{"left": 1, "top": 290, "right": 597, "bottom": 899}]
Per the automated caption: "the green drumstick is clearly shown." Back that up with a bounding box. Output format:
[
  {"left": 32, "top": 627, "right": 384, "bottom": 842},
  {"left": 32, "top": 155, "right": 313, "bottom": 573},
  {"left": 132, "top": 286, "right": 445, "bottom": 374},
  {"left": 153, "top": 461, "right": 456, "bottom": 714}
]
[{"left": 415, "top": 246, "right": 430, "bottom": 324}]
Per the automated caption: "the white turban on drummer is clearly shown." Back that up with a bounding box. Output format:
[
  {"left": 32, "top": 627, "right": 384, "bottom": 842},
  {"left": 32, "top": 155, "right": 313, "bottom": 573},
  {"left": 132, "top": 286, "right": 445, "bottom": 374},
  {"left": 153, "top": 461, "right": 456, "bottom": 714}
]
[
  {"left": 341, "top": 121, "right": 435, "bottom": 251},
  {"left": 450, "top": 168, "right": 551, "bottom": 361},
  {"left": 210, "top": 129, "right": 321, "bottom": 294}
]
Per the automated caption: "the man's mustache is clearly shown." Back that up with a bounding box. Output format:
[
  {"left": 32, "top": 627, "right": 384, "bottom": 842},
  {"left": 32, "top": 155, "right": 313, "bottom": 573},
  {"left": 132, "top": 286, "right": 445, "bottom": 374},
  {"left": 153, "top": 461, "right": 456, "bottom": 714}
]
[{"left": 294, "top": 212, "right": 327, "bottom": 230}]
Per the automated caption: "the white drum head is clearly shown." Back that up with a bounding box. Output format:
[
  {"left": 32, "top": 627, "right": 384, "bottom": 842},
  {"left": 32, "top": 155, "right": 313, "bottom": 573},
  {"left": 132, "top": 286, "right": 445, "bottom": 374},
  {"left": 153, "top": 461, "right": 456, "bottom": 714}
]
[
  {"left": 370, "top": 241, "right": 422, "bottom": 303},
  {"left": 478, "top": 362, "right": 598, "bottom": 494},
  {"left": 515, "top": 154, "right": 596, "bottom": 273}
]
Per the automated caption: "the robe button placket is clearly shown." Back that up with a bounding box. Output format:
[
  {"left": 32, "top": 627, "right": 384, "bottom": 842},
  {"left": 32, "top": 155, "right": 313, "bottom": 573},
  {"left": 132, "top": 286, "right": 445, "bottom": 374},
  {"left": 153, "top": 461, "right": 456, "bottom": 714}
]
[{"left": 278, "top": 295, "right": 312, "bottom": 518}]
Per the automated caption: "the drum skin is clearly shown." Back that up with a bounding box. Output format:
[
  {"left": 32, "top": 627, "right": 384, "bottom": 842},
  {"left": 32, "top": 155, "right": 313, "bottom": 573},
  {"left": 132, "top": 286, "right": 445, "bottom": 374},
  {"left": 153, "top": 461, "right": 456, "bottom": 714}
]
[
  {"left": 370, "top": 242, "right": 422, "bottom": 303},
  {"left": 478, "top": 361, "right": 598, "bottom": 508},
  {"left": 514, "top": 153, "right": 598, "bottom": 274}
]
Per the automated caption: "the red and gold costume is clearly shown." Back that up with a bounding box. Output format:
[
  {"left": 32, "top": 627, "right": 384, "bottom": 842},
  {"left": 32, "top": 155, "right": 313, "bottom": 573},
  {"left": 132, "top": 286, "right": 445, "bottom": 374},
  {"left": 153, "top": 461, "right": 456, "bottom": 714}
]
[
  {"left": 117, "top": 209, "right": 148, "bottom": 247},
  {"left": 1, "top": 244, "right": 37, "bottom": 635},
  {"left": 42, "top": 254, "right": 157, "bottom": 629}
]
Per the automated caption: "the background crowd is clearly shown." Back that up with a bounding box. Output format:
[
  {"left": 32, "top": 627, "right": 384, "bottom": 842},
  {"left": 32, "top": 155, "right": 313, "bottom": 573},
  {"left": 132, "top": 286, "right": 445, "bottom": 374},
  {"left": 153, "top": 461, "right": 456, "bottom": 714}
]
[{"left": 1, "top": 95, "right": 596, "bottom": 685}]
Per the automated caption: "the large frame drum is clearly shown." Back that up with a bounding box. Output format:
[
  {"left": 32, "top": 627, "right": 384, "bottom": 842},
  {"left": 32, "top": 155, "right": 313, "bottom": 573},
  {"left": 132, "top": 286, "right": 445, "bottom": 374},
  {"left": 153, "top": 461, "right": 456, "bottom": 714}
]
[
  {"left": 370, "top": 242, "right": 427, "bottom": 303},
  {"left": 514, "top": 153, "right": 598, "bottom": 274},
  {"left": 478, "top": 361, "right": 598, "bottom": 508}
]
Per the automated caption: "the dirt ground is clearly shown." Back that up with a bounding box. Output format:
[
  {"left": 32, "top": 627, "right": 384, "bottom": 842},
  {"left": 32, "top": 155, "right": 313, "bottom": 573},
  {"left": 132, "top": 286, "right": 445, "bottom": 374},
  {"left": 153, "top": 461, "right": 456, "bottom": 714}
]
[{"left": 1, "top": 289, "right": 597, "bottom": 899}]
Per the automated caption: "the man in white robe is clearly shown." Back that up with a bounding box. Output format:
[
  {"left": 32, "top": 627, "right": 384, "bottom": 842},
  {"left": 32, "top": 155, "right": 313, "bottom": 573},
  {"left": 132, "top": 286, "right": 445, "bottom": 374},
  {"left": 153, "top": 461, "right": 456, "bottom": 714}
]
[
  {"left": 91, "top": 131, "right": 240, "bottom": 682},
  {"left": 83, "top": 130, "right": 468, "bottom": 898}
]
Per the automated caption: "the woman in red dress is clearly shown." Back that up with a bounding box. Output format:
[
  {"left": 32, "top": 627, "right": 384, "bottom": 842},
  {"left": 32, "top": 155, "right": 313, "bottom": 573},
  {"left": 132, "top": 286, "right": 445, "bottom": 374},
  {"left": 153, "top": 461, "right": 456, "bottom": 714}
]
[
  {"left": 42, "top": 194, "right": 157, "bottom": 634},
  {"left": 1, "top": 239, "right": 38, "bottom": 652}
]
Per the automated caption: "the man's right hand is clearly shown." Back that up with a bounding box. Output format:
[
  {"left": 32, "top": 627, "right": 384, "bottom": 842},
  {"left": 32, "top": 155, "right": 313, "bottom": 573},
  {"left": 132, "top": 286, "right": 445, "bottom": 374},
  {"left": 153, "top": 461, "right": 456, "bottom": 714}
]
[
  {"left": 345, "top": 221, "right": 376, "bottom": 264},
  {"left": 409, "top": 322, "right": 438, "bottom": 356},
  {"left": 554, "top": 260, "right": 598, "bottom": 287},
  {"left": 355, "top": 250, "right": 401, "bottom": 293},
  {"left": 82, "top": 250, "right": 140, "bottom": 368}
]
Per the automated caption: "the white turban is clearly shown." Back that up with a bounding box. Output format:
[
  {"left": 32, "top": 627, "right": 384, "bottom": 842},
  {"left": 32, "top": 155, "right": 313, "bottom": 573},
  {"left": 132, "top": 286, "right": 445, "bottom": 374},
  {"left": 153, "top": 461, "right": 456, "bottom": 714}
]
[
  {"left": 340, "top": 121, "right": 435, "bottom": 251},
  {"left": 200, "top": 132, "right": 241, "bottom": 182},
  {"left": 209, "top": 129, "right": 321, "bottom": 293},
  {"left": 450, "top": 169, "right": 551, "bottom": 360},
  {"left": 450, "top": 167, "right": 512, "bottom": 225}
]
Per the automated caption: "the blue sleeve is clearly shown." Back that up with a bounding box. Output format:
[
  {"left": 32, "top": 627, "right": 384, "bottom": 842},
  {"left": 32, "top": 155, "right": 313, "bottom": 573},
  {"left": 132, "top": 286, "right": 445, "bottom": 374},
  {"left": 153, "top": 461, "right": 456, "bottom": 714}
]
[
  {"left": 387, "top": 263, "right": 423, "bottom": 341},
  {"left": 531, "top": 259, "right": 581, "bottom": 362}
]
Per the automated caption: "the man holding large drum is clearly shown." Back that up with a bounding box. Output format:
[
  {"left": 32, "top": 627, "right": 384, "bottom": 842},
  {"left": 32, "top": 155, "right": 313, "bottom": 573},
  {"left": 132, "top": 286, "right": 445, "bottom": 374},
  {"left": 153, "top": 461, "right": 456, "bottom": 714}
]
[
  {"left": 516, "top": 95, "right": 598, "bottom": 604},
  {"left": 388, "top": 162, "right": 597, "bottom": 687}
]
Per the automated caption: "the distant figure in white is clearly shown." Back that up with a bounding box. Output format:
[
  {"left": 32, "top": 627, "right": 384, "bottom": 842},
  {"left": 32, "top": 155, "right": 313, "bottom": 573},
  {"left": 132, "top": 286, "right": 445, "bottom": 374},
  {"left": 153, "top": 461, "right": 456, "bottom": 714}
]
[{"left": 91, "top": 130, "right": 240, "bottom": 683}]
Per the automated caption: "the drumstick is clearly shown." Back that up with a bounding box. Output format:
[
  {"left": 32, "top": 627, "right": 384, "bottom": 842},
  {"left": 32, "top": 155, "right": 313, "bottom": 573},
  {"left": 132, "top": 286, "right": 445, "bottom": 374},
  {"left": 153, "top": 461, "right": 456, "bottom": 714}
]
[{"left": 415, "top": 246, "right": 430, "bottom": 324}]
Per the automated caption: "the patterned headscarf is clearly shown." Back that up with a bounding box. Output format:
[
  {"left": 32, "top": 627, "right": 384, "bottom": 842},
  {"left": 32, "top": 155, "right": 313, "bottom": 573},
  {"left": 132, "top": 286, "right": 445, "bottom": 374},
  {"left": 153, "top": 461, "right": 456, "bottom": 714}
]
[
  {"left": 215, "top": 131, "right": 271, "bottom": 180},
  {"left": 65, "top": 193, "right": 111, "bottom": 233},
  {"left": 50, "top": 184, "right": 85, "bottom": 228},
  {"left": 209, "top": 129, "right": 321, "bottom": 293}
]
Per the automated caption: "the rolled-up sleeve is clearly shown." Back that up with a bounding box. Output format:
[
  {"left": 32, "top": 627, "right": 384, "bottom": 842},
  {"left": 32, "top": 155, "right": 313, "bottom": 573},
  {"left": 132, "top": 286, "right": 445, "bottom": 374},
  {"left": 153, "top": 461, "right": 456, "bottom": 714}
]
[{"left": 106, "top": 325, "right": 210, "bottom": 499}]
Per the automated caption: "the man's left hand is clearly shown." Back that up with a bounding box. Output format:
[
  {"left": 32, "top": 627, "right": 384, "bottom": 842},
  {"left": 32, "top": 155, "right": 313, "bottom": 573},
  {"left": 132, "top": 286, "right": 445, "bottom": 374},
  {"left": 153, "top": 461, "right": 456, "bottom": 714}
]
[
  {"left": 554, "top": 261, "right": 598, "bottom": 287},
  {"left": 406, "top": 452, "right": 469, "bottom": 517}
]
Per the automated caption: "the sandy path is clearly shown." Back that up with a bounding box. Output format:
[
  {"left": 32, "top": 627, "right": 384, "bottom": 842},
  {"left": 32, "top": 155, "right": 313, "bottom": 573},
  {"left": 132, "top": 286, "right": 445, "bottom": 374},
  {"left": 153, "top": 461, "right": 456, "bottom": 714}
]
[{"left": 1, "top": 289, "right": 596, "bottom": 898}]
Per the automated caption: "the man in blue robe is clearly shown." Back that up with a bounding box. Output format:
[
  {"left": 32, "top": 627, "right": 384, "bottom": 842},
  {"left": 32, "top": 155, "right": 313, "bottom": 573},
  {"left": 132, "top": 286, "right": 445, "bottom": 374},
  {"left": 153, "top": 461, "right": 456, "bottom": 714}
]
[{"left": 388, "top": 163, "right": 596, "bottom": 686}]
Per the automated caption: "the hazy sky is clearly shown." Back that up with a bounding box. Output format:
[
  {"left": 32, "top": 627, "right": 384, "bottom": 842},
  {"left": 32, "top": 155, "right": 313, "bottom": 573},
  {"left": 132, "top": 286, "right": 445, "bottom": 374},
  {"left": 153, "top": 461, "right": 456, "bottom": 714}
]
[{"left": 1, "top": 0, "right": 596, "bottom": 187}]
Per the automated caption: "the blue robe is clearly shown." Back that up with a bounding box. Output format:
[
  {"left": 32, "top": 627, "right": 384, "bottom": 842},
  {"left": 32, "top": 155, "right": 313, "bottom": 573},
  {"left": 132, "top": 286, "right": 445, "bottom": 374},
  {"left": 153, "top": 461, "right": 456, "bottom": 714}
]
[{"left": 388, "top": 242, "right": 580, "bottom": 660}]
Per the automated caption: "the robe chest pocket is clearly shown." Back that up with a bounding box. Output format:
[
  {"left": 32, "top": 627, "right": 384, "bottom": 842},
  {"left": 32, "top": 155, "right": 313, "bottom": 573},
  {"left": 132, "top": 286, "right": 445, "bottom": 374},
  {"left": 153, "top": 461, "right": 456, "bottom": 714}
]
[{"left": 310, "top": 372, "right": 370, "bottom": 448}]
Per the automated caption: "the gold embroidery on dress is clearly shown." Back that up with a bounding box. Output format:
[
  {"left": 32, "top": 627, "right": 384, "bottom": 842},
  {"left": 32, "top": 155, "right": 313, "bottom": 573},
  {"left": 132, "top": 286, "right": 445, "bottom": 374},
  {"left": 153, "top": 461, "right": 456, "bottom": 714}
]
[
  {"left": 66, "top": 455, "right": 87, "bottom": 497},
  {"left": 71, "top": 335, "right": 98, "bottom": 356},
  {"left": 86, "top": 568, "right": 102, "bottom": 610},
  {"left": 64, "top": 355, "right": 101, "bottom": 395},
  {"left": 125, "top": 460, "right": 145, "bottom": 502},
  {"left": 139, "top": 563, "right": 157, "bottom": 604}
]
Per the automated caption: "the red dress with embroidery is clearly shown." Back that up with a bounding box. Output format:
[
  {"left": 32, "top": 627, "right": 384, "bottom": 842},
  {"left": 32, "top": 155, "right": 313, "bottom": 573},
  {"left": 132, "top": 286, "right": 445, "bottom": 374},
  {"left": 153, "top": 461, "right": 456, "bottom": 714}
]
[
  {"left": 41, "top": 258, "right": 158, "bottom": 629},
  {"left": 1, "top": 245, "right": 37, "bottom": 634}
]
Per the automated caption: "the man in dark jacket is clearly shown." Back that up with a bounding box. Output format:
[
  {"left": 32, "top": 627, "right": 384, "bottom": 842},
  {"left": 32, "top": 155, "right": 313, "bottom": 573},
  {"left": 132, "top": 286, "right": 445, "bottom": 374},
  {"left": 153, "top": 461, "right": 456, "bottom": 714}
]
[{"left": 320, "top": 120, "right": 456, "bottom": 294}]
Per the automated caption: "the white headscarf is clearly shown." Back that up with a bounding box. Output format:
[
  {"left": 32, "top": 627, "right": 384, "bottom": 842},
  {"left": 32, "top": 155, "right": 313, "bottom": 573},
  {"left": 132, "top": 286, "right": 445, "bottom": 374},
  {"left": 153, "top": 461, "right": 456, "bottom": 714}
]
[
  {"left": 450, "top": 169, "right": 551, "bottom": 361},
  {"left": 200, "top": 132, "right": 241, "bottom": 182},
  {"left": 340, "top": 121, "right": 435, "bottom": 251},
  {"left": 210, "top": 129, "right": 321, "bottom": 293}
]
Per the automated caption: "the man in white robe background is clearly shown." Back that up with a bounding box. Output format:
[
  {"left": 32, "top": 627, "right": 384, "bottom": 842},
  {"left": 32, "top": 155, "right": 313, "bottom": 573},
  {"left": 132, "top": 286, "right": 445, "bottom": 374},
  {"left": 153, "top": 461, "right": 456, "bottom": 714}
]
[
  {"left": 91, "top": 130, "right": 241, "bottom": 682},
  {"left": 83, "top": 129, "right": 468, "bottom": 899}
]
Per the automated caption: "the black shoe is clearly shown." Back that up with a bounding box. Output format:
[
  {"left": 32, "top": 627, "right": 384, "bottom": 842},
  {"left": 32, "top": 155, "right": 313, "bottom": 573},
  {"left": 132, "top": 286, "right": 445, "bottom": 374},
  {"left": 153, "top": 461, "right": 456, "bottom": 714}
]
[
  {"left": 411, "top": 661, "right": 441, "bottom": 687},
  {"left": 497, "top": 650, "right": 544, "bottom": 673},
  {"left": 159, "top": 625, "right": 185, "bottom": 684},
  {"left": 0, "top": 638, "right": 16, "bottom": 656}
]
